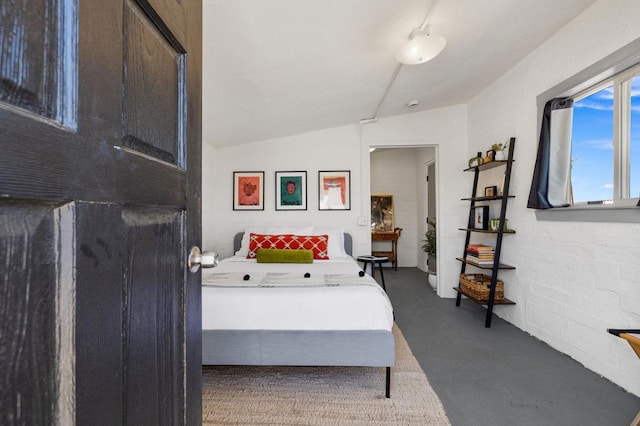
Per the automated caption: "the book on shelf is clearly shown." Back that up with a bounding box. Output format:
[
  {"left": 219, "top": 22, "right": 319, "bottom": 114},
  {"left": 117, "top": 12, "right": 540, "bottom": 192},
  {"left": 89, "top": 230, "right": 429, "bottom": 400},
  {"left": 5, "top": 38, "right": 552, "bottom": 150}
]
[
  {"left": 466, "top": 243, "right": 494, "bottom": 253},
  {"left": 466, "top": 250, "right": 494, "bottom": 256},
  {"left": 466, "top": 250, "right": 494, "bottom": 257},
  {"left": 466, "top": 256, "right": 495, "bottom": 265},
  {"left": 465, "top": 251, "right": 493, "bottom": 257}
]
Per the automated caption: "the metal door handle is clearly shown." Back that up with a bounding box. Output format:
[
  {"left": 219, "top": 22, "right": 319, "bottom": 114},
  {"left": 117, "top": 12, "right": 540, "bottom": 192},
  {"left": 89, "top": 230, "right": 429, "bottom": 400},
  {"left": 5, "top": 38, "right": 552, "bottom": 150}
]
[{"left": 188, "top": 246, "right": 219, "bottom": 273}]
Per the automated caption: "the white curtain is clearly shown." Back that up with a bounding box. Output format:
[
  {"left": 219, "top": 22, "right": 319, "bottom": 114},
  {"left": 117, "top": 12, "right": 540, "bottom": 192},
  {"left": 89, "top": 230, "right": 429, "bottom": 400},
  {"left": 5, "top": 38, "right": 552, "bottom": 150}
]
[{"left": 527, "top": 98, "right": 573, "bottom": 209}]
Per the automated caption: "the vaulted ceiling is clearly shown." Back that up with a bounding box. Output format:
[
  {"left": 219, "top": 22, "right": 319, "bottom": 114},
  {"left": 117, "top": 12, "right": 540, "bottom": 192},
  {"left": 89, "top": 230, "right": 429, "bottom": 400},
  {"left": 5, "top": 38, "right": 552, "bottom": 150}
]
[{"left": 202, "top": 0, "right": 596, "bottom": 147}]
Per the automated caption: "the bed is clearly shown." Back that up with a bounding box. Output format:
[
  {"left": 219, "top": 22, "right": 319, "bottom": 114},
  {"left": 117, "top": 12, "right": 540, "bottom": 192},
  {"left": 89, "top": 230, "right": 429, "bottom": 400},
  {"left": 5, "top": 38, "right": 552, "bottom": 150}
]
[{"left": 201, "top": 228, "right": 396, "bottom": 397}]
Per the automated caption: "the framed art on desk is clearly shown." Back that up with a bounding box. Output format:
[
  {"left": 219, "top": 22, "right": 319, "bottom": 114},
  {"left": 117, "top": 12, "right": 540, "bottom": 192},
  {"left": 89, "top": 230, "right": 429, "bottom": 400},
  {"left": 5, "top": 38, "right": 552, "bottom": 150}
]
[{"left": 371, "top": 194, "right": 394, "bottom": 232}]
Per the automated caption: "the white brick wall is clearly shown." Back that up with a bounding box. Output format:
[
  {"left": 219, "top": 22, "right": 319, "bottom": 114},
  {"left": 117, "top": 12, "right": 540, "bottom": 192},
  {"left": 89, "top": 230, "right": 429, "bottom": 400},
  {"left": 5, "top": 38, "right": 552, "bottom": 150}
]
[{"left": 467, "top": 0, "right": 640, "bottom": 397}]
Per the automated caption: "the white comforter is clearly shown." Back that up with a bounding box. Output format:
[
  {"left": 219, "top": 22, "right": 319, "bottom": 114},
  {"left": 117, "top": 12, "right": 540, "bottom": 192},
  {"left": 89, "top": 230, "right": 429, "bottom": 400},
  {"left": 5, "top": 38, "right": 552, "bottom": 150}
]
[{"left": 201, "top": 256, "right": 394, "bottom": 331}]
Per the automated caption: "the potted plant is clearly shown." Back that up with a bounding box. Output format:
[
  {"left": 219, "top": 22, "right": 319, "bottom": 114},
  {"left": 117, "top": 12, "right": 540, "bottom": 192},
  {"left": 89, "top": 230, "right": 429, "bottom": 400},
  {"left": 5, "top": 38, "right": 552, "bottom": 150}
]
[
  {"left": 422, "top": 219, "right": 437, "bottom": 290},
  {"left": 492, "top": 142, "right": 506, "bottom": 161}
]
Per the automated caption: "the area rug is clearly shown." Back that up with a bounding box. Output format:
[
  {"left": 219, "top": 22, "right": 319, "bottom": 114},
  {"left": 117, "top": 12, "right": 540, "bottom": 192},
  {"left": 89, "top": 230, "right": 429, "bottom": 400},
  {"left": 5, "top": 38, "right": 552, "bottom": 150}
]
[{"left": 202, "top": 325, "right": 450, "bottom": 425}]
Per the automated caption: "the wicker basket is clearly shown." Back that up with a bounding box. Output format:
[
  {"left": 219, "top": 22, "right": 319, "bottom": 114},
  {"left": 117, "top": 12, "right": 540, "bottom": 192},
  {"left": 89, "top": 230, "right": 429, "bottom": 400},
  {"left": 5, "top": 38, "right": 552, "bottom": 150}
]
[{"left": 459, "top": 273, "right": 504, "bottom": 302}]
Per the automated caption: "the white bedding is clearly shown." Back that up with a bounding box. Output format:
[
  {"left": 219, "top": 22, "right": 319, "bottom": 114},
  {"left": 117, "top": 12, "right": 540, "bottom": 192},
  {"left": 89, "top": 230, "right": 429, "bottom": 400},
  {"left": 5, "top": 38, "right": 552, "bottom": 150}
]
[{"left": 202, "top": 255, "right": 394, "bottom": 332}]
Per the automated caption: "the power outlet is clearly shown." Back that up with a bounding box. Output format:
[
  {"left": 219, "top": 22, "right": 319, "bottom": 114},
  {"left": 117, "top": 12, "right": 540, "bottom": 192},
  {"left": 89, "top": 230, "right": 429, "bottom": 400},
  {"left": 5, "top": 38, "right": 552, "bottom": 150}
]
[{"left": 357, "top": 216, "right": 369, "bottom": 226}]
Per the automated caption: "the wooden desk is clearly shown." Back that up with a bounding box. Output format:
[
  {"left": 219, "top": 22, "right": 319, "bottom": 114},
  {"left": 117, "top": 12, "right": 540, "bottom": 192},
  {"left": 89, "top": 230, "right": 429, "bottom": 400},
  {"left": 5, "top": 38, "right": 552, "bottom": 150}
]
[{"left": 371, "top": 228, "right": 402, "bottom": 270}]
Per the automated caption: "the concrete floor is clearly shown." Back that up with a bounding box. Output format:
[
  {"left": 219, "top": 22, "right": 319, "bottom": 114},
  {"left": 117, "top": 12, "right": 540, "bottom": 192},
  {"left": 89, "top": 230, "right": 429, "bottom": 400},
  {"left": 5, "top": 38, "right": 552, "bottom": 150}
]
[{"left": 382, "top": 267, "right": 639, "bottom": 426}]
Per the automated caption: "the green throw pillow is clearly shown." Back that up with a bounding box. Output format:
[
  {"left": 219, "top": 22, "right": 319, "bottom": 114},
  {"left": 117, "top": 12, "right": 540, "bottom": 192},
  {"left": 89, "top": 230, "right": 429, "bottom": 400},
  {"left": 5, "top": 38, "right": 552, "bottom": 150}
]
[{"left": 256, "top": 249, "right": 314, "bottom": 263}]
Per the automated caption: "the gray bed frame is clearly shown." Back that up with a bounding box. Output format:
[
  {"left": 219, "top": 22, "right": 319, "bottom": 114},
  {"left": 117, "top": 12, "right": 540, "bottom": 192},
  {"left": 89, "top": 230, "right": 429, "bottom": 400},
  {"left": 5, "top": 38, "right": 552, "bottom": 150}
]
[{"left": 202, "top": 232, "right": 395, "bottom": 398}]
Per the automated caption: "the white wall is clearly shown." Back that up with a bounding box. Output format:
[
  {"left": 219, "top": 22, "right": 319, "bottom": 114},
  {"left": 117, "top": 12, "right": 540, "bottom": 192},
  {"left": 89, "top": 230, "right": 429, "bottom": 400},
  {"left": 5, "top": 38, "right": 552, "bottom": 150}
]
[
  {"left": 467, "top": 0, "right": 640, "bottom": 397},
  {"left": 203, "top": 105, "right": 468, "bottom": 297},
  {"left": 202, "top": 142, "right": 218, "bottom": 252},
  {"left": 203, "top": 124, "right": 370, "bottom": 257}
]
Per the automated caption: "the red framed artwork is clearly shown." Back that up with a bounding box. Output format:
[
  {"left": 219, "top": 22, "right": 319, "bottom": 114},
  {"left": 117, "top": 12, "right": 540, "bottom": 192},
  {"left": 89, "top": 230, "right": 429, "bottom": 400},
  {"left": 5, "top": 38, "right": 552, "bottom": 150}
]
[{"left": 233, "top": 171, "right": 264, "bottom": 210}]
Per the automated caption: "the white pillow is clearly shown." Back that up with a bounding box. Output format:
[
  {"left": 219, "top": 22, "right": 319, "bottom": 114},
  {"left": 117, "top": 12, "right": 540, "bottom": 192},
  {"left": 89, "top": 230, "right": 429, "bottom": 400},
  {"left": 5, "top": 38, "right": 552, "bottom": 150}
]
[
  {"left": 266, "top": 226, "right": 314, "bottom": 235},
  {"left": 313, "top": 227, "right": 347, "bottom": 258},
  {"left": 234, "top": 226, "right": 266, "bottom": 256}
]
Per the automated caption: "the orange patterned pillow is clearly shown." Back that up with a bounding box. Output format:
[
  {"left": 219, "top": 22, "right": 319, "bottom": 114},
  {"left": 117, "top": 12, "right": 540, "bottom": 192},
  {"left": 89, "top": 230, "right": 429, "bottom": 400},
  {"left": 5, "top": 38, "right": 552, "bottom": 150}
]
[{"left": 247, "top": 234, "right": 329, "bottom": 260}]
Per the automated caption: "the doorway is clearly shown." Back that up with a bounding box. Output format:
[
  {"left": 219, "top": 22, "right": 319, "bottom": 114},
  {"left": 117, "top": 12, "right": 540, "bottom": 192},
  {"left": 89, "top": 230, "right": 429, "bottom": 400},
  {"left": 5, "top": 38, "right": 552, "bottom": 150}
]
[{"left": 369, "top": 147, "right": 436, "bottom": 271}]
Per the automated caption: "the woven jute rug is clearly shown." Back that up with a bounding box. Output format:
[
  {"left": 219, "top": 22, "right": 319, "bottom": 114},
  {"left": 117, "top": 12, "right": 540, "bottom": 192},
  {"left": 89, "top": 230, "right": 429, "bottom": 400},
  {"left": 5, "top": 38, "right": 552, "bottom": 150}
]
[{"left": 202, "top": 326, "right": 450, "bottom": 425}]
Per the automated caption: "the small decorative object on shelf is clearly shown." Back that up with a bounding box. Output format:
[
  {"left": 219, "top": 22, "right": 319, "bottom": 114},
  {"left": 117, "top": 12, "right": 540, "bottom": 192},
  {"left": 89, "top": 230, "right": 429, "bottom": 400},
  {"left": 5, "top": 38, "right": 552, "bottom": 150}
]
[
  {"left": 469, "top": 206, "right": 489, "bottom": 230},
  {"left": 484, "top": 186, "right": 497, "bottom": 197},
  {"left": 484, "top": 150, "right": 493, "bottom": 163},
  {"left": 492, "top": 142, "right": 507, "bottom": 161},
  {"left": 489, "top": 218, "right": 509, "bottom": 232},
  {"left": 460, "top": 273, "right": 504, "bottom": 302},
  {"left": 468, "top": 151, "right": 484, "bottom": 168}
]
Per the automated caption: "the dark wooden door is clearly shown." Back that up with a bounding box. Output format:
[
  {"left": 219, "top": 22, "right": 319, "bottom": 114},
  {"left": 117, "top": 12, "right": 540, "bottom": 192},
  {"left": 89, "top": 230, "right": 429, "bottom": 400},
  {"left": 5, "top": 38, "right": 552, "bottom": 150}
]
[
  {"left": 427, "top": 162, "right": 436, "bottom": 271},
  {"left": 0, "top": 0, "right": 202, "bottom": 424}
]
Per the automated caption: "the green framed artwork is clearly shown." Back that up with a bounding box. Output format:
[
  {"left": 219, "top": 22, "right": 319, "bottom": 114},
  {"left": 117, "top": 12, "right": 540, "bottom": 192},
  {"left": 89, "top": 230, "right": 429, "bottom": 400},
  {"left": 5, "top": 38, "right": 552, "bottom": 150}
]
[{"left": 275, "top": 171, "right": 307, "bottom": 210}]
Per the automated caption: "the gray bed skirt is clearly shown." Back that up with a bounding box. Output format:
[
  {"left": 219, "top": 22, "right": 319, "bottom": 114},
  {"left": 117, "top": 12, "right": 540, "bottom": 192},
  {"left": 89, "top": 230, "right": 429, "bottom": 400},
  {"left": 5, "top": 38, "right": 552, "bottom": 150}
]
[{"left": 202, "top": 329, "right": 395, "bottom": 367}]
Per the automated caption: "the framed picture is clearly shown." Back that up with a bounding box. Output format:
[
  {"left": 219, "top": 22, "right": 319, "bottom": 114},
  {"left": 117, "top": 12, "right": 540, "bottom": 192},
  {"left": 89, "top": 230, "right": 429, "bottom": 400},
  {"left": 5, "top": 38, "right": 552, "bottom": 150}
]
[
  {"left": 484, "top": 185, "right": 498, "bottom": 197},
  {"left": 486, "top": 149, "right": 495, "bottom": 162},
  {"left": 275, "top": 171, "right": 307, "bottom": 210},
  {"left": 233, "top": 171, "right": 264, "bottom": 210},
  {"left": 371, "top": 194, "right": 395, "bottom": 232},
  {"left": 318, "top": 170, "right": 350, "bottom": 210},
  {"left": 470, "top": 206, "right": 489, "bottom": 230}
]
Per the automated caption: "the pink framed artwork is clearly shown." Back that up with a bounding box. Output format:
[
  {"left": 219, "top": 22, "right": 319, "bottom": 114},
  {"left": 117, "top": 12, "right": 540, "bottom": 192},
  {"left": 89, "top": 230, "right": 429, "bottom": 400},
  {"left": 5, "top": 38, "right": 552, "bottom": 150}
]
[
  {"left": 233, "top": 171, "right": 264, "bottom": 210},
  {"left": 318, "top": 170, "right": 350, "bottom": 210}
]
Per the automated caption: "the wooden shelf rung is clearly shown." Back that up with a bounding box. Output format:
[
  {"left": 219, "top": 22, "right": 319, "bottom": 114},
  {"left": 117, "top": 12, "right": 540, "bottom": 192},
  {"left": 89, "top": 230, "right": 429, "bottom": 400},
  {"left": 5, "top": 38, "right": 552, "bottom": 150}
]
[
  {"left": 454, "top": 286, "right": 515, "bottom": 305},
  {"left": 455, "top": 257, "right": 516, "bottom": 269}
]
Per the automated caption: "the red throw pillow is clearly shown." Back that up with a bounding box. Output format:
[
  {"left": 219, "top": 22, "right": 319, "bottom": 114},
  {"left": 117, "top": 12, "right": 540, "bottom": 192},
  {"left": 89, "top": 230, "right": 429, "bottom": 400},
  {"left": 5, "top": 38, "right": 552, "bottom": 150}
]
[
  {"left": 246, "top": 234, "right": 292, "bottom": 258},
  {"left": 247, "top": 234, "right": 329, "bottom": 260},
  {"left": 290, "top": 235, "right": 329, "bottom": 260}
]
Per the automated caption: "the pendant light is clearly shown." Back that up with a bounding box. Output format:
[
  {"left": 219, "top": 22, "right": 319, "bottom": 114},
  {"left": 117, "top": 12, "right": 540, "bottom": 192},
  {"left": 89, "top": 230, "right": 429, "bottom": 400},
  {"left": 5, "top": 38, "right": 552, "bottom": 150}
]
[
  {"left": 396, "top": 0, "right": 445, "bottom": 65},
  {"left": 396, "top": 26, "right": 446, "bottom": 65}
]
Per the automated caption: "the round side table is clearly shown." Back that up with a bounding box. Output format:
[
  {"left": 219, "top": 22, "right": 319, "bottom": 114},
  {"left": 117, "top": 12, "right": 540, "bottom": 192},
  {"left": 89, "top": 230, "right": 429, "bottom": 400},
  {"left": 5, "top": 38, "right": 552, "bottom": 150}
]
[{"left": 356, "top": 255, "right": 388, "bottom": 291}]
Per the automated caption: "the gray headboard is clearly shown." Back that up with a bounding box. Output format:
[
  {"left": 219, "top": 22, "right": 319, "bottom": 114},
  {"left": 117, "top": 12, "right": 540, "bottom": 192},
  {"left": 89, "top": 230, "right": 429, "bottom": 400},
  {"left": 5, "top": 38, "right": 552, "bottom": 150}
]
[{"left": 234, "top": 232, "right": 353, "bottom": 256}]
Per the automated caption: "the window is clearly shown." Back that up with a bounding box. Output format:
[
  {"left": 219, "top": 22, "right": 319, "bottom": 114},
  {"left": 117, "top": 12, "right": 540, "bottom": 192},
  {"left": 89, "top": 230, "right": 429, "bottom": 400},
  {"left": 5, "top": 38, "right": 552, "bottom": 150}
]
[{"left": 570, "top": 65, "right": 640, "bottom": 205}]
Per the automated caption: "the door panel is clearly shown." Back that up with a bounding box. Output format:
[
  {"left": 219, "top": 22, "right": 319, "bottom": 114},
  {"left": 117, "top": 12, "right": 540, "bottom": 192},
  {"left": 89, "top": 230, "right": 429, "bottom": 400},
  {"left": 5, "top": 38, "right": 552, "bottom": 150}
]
[
  {"left": 124, "top": 0, "right": 184, "bottom": 165},
  {"left": 123, "top": 209, "right": 184, "bottom": 425},
  {"left": 0, "top": 0, "right": 202, "bottom": 424},
  {"left": 75, "top": 202, "right": 123, "bottom": 425},
  {"left": 0, "top": 0, "right": 77, "bottom": 126},
  {"left": 0, "top": 201, "right": 75, "bottom": 426}
]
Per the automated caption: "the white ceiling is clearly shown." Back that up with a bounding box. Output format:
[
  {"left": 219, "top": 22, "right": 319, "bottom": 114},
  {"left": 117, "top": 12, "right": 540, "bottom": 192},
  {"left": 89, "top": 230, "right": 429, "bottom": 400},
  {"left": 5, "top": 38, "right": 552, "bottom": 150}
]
[{"left": 202, "top": 0, "right": 596, "bottom": 147}]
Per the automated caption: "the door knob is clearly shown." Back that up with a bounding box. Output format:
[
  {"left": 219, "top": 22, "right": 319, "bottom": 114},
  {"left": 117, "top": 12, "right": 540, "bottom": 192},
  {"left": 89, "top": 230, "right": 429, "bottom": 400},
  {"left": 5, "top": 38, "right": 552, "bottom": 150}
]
[{"left": 188, "top": 246, "right": 219, "bottom": 273}]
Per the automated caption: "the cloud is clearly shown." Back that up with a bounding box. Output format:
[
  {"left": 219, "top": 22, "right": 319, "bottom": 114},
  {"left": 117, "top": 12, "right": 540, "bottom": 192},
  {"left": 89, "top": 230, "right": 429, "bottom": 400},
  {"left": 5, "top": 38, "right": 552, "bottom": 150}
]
[
  {"left": 592, "top": 86, "right": 614, "bottom": 100},
  {"left": 576, "top": 138, "right": 613, "bottom": 150},
  {"left": 602, "top": 183, "right": 614, "bottom": 189},
  {"left": 574, "top": 99, "right": 613, "bottom": 111}
]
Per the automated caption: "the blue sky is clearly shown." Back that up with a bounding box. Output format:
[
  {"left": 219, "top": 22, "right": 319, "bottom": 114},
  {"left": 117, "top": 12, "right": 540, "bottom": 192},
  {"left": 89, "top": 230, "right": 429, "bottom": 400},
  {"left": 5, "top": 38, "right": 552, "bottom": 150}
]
[{"left": 571, "top": 76, "right": 640, "bottom": 202}]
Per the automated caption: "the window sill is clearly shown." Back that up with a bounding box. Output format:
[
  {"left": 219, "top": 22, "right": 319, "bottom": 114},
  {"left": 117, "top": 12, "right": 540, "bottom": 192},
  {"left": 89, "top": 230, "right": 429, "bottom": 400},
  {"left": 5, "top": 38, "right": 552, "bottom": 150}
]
[{"left": 535, "top": 204, "right": 640, "bottom": 223}]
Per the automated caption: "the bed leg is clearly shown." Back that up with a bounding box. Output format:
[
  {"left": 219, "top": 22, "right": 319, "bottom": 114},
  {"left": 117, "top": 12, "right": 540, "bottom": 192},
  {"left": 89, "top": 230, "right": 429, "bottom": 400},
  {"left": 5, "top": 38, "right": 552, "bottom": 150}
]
[{"left": 385, "top": 367, "right": 391, "bottom": 398}]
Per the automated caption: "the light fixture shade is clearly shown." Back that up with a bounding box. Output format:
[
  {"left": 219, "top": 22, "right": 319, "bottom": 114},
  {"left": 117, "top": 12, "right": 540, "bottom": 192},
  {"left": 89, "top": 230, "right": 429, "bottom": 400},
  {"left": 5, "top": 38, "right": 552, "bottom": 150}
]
[{"left": 396, "top": 32, "right": 446, "bottom": 65}]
